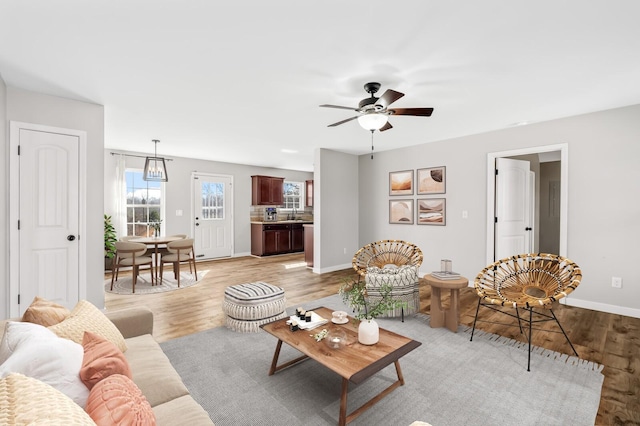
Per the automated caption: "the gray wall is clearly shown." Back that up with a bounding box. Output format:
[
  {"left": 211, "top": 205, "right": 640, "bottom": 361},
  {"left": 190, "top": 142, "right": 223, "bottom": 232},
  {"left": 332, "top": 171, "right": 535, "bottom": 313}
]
[
  {"left": 315, "top": 148, "right": 359, "bottom": 272},
  {"left": 357, "top": 104, "right": 640, "bottom": 317},
  {"left": 4, "top": 87, "right": 105, "bottom": 312},
  {"left": 540, "top": 161, "right": 561, "bottom": 253},
  {"left": 104, "top": 150, "right": 312, "bottom": 255}
]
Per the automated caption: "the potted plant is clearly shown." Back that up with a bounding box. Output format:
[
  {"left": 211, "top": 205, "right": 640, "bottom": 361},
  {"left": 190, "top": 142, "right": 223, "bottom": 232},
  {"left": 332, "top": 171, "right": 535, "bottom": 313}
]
[
  {"left": 104, "top": 214, "right": 118, "bottom": 270},
  {"left": 338, "top": 277, "right": 406, "bottom": 345}
]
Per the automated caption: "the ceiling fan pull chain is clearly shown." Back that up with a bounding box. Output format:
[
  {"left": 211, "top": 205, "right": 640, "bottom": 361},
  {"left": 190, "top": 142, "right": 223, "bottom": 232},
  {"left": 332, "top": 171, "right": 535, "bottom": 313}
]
[{"left": 370, "top": 130, "right": 375, "bottom": 159}]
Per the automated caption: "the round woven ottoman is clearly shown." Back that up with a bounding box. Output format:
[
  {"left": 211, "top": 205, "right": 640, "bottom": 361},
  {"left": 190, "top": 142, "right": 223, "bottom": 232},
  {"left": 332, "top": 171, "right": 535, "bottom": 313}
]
[{"left": 223, "top": 282, "right": 287, "bottom": 333}]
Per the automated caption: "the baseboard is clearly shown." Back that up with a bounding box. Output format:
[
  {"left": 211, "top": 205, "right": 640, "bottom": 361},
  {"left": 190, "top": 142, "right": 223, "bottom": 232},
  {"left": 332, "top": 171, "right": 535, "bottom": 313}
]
[
  {"left": 315, "top": 263, "right": 352, "bottom": 274},
  {"left": 561, "top": 297, "right": 640, "bottom": 319}
]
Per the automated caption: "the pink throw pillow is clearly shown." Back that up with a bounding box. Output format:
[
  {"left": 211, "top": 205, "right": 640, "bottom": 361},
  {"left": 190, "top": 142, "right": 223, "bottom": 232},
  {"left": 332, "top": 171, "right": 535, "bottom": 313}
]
[
  {"left": 85, "top": 374, "right": 156, "bottom": 425},
  {"left": 80, "top": 331, "right": 132, "bottom": 390}
]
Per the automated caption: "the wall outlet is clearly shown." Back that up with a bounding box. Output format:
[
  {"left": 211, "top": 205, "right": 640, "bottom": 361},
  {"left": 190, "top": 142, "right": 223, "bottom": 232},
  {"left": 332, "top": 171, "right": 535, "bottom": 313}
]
[
  {"left": 611, "top": 277, "right": 622, "bottom": 288},
  {"left": 343, "top": 248, "right": 347, "bottom": 254},
  {"left": 462, "top": 210, "right": 468, "bottom": 219}
]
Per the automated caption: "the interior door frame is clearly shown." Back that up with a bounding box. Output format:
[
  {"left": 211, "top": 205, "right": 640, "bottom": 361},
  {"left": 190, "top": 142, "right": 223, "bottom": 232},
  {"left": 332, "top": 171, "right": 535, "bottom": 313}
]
[
  {"left": 9, "top": 121, "right": 87, "bottom": 317},
  {"left": 486, "top": 143, "right": 568, "bottom": 266}
]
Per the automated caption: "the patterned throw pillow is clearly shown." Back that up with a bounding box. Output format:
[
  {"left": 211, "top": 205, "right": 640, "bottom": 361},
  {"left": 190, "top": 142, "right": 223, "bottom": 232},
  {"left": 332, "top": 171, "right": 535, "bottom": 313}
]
[
  {"left": 85, "top": 374, "right": 156, "bottom": 426},
  {"left": 21, "top": 296, "right": 71, "bottom": 327},
  {"left": 49, "top": 300, "right": 127, "bottom": 352},
  {"left": 0, "top": 373, "right": 94, "bottom": 425},
  {"left": 80, "top": 331, "right": 132, "bottom": 390}
]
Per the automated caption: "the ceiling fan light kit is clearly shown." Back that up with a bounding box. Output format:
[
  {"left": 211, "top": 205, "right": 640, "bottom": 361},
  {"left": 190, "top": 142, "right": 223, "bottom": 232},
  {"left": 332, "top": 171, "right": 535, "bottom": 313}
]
[{"left": 357, "top": 112, "right": 389, "bottom": 130}]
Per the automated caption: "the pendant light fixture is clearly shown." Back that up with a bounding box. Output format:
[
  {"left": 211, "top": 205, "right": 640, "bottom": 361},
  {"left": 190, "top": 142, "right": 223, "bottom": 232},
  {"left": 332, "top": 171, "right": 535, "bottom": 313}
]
[{"left": 143, "top": 139, "right": 168, "bottom": 182}]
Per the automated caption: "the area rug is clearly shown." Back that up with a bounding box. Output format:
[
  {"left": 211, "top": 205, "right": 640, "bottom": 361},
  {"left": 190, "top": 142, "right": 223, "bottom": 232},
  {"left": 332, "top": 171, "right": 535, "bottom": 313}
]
[
  {"left": 160, "top": 294, "right": 604, "bottom": 426},
  {"left": 104, "top": 270, "right": 208, "bottom": 295}
]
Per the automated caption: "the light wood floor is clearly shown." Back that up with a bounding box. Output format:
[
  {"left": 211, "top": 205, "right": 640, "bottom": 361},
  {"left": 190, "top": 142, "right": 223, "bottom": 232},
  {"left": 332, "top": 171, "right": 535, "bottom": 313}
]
[{"left": 105, "top": 254, "right": 640, "bottom": 426}]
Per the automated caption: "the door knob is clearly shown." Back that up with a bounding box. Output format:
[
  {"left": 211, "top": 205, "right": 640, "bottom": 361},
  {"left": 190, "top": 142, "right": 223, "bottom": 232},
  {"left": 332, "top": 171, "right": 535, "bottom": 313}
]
[
  {"left": 67, "top": 235, "right": 76, "bottom": 241},
  {"left": 525, "top": 227, "right": 532, "bottom": 231}
]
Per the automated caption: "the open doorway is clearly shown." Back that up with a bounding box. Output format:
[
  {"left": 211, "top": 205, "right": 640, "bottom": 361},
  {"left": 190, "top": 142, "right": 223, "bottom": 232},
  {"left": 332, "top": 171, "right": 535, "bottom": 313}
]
[{"left": 486, "top": 144, "right": 568, "bottom": 265}]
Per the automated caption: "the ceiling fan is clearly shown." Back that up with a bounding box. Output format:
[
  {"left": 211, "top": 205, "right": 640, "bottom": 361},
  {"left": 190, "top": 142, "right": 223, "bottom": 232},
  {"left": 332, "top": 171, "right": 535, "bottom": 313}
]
[{"left": 320, "top": 82, "right": 434, "bottom": 132}]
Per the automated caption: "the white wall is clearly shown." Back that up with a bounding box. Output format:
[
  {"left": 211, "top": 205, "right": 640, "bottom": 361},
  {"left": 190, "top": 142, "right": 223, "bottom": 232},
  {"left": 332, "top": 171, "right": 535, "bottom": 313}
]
[
  {"left": 0, "top": 74, "right": 7, "bottom": 319},
  {"left": 315, "top": 148, "right": 359, "bottom": 273},
  {"left": 5, "top": 87, "right": 105, "bottom": 310},
  {"left": 358, "top": 104, "right": 640, "bottom": 317},
  {"left": 104, "top": 150, "right": 312, "bottom": 255}
]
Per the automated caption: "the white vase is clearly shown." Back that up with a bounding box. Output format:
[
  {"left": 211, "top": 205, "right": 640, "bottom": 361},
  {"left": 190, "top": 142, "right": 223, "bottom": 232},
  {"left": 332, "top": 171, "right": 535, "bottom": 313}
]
[{"left": 358, "top": 319, "right": 379, "bottom": 345}]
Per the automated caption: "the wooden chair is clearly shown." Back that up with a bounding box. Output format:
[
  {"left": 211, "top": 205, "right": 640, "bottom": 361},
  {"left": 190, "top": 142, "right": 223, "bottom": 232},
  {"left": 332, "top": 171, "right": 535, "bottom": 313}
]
[
  {"left": 159, "top": 238, "right": 197, "bottom": 287},
  {"left": 110, "top": 242, "right": 154, "bottom": 293},
  {"left": 352, "top": 240, "right": 424, "bottom": 321},
  {"left": 155, "top": 234, "right": 188, "bottom": 256},
  {"left": 470, "top": 253, "right": 582, "bottom": 371}
]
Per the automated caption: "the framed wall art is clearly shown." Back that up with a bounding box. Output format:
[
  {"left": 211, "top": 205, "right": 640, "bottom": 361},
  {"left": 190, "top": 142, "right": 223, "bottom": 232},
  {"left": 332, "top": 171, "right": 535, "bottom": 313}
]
[
  {"left": 417, "top": 198, "right": 446, "bottom": 225},
  {"left": 389, "top": 199, "right": 414, "bottom": 224},
  {"left": 389, "top": 170, "right": 414, "bottom": 196},
  {"left": 417, "top": 166, "right": 446, "bottom": 195}
]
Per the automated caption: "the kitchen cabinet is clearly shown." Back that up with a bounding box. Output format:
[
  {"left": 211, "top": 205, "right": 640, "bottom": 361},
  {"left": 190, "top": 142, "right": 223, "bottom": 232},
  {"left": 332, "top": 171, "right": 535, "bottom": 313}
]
[
  {"left": 304, "top": 224, "right": 314, "bottom": 267},
  {"left": 251, "top": 223, "right": 308, "bottom": 256},
  {"left": 305, "top": 180, "right": 314, "bottom": 207},
  {"left": 251, "top": 175, "right": 284, "bottom": 205},
  {"left": 291, "top": 223, "right": 304, "bottom": 252}
]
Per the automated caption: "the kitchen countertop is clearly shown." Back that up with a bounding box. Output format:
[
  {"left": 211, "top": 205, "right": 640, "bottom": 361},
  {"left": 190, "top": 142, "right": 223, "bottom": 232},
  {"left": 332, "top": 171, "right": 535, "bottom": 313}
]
[{"left": 251, "top": 220, "right": 314, "bottom": 224}]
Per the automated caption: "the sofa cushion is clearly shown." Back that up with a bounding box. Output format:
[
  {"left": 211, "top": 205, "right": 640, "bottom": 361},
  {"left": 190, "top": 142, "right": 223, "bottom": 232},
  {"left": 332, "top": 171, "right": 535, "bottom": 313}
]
[
  {"left": 80, "top": 331, "right": 132, "bottom": 390},
  {"left": 21, "top": 296, "right": 71, "bottom": 327},
  {"left": 0, "top": 321, "right": 89, "bottom": 407},
  {"left": 50, "top": 300, "right": 127, "bottom": 352},
  {"left": 0, "top": 373, "right": 94, "bottom": 425},
  {"left": 152, "top": 395, "right": 214, "bottom": 426},
  {"left": 85, "top": 373, "right": 156, "bottom": 425},
  {"left": 123, "top": 334, "right": 189, "bottom": 407}
]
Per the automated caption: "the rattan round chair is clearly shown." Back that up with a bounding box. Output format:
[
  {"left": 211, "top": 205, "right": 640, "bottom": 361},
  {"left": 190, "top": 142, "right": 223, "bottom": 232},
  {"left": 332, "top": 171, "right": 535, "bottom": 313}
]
[
  {"left": 470, "top": 253, "right": 582, "bottom": 371},
  {"left": 352, "top": 240, "right": 424, "bottom": 321},
  {"left": 352, "top": 240, "right": 423, "bottom": 277}
]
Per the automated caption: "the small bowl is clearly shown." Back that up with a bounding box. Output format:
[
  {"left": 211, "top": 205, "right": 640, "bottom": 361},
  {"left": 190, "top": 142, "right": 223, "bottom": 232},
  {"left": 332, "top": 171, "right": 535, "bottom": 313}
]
[{"left": 324, "top": 329, "right": 348, "bottom": 349}]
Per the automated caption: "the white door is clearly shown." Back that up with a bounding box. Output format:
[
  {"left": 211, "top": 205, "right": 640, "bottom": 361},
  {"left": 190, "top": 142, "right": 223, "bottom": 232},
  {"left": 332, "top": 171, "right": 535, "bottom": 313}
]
[
  {"left": 10, "top": 123, "right": 83, "bottom": 316},
  {"left": 193, "top": 173, "right": 233, "bottom": 259},
  {"left": 494, "top": 157, "right": 533, "bottom": 261}
]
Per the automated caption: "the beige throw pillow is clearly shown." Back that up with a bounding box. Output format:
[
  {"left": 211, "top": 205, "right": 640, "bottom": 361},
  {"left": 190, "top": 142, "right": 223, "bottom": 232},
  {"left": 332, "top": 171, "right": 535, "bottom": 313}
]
[
  {"left": 21, "top": 296, "right": 71, "bottom": 327},
  {"left": 0, "top": 373, "right": 94, "bottom": 425},
  {"left": 49, "top": 300, "right": 127, "bottom": 352}
]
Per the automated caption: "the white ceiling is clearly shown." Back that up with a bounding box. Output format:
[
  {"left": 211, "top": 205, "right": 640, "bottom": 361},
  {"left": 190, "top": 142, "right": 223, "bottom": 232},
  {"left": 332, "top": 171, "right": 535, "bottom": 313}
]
[{"left": 2, "top": 1, "right": 640, "bottom": 172}]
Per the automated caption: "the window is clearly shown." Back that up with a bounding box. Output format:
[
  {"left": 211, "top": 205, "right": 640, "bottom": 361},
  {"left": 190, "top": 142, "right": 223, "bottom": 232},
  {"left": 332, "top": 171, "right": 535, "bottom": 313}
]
[
  {"left": 201, "top": 181, "right": 224, "bottom": 219},
  {"left": 283, "top": 181, "right": 303, "bottom": 210},
  {"left": 125, "top": 170, "right": 163, "bottom": 236}
]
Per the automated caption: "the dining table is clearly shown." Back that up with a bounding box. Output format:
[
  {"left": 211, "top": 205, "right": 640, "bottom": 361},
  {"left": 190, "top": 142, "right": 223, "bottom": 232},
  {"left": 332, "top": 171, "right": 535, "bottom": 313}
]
[{"left": 129, "top": 236, "right": 184, "bottom": 283}]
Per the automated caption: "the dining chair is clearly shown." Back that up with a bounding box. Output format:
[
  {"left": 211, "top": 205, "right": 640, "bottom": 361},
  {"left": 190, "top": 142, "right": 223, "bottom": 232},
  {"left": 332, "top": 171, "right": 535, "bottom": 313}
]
[
  {"left": 110, "top": 242, "right": 155, "bottom": 293},
  {"left": 159, "top": 238, "right": 197, "bottom": 287}
]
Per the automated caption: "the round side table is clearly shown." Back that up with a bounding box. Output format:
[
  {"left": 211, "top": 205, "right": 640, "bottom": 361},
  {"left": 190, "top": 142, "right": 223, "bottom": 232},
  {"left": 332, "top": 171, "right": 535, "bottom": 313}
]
[{"left": 424, "top": 274, "right": 469, "bottom": 333}]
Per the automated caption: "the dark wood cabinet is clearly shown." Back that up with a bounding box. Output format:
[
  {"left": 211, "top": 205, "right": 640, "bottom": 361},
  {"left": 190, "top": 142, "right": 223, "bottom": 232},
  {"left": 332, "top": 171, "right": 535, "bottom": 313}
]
[
  {"left": 305, "top": 180, "right": 314, "bottom": 207},
  {"left": 251, "top": 223, "right": 306, "bottom": 256},
  {"left": 251, "top": 175, "right": 284, "bottom": 205},
  {"left": 291, "top": 223, "right": 304, "bottom": 252}
]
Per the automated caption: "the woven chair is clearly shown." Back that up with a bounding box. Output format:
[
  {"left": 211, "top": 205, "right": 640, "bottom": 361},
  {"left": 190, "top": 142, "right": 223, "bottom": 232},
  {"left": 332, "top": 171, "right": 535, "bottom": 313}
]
[
  {"left": 352, "top": 240, "right": 424, "bottom": 321},
  {"left": 470, "top": 253, "right": 582, "bottom": 371}
]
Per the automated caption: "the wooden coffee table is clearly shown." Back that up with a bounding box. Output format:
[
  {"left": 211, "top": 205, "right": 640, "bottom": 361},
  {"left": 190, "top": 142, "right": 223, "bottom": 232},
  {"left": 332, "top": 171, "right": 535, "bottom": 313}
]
[{"left": 260, "top": 306, "right": 421, "bottom": 426}]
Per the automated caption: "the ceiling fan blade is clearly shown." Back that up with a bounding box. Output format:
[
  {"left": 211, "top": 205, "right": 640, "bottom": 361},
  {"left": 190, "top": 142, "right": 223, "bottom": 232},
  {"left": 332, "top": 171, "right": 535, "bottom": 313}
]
[
  {"left": 327, "top": 116, "right": 359, "bottom": 127},
  {"left": 388, "top": 107, "right": 434, "bottom": 117},
  {"left": 379, "top": 121, "right": 393, "bottom": 132},
  {"left": 376, "top": 89, "right": 404, "bottom": 109},
  {"left": 320, "top": 104, "right": 359, "bottom": 111}
]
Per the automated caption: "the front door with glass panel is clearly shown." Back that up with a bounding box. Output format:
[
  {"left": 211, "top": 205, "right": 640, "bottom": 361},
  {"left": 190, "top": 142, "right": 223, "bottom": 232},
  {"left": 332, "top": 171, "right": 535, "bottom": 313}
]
[{"left": 193, "top": 173, "right": 233, "bottom": 259}]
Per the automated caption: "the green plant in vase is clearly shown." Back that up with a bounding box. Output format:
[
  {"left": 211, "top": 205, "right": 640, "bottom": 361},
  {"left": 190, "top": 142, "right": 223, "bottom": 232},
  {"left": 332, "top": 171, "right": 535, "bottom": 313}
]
[{"left": 338, "top": 277, "right": 406, "bottom": 345}]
